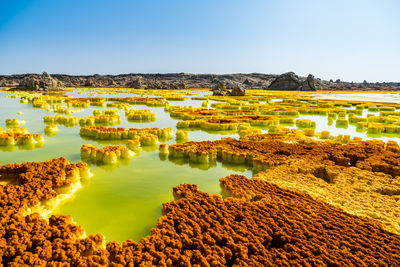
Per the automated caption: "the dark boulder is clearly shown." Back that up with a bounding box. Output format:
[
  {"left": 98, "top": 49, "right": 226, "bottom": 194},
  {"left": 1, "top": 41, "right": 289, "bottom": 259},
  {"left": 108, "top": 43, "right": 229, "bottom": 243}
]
[
  {"left": 268, "top": 72, "right": 317, "bottom": 91},
  {"left": 298, "top": 74, "right": 317, "bottom": 91},
  {"left": 229, "top": 84, "right": 245, "bottom": 96},
  {"left": 212, "top": 82, "right": 228, "bottom": 96},
  {"left": 267, "top": 72, "right": 301, "bottom": 90}
]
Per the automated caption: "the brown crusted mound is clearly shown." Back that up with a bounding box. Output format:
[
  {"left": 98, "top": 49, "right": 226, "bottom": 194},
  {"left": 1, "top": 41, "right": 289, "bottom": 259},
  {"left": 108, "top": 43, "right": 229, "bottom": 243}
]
[
  {"left": 1, "top": 158, "right": 400, "bottom": 265},
  {"left": 80, "top": 125, "right": 173, "bottom": 141},
  {"left": 168, "top": 107, "right": 222, "bottom": 118},
  {"left": 254, "top": 159, "right": 400, "bottom": 233},
  {"left": 168, "top": 137, "right": 400, "bottom": 231},
  {"left": 222, "top": 110, "right": 258, "bottom": 116},
  {"left": 204, "top": 118, "right": 240, "bottom": 124},
  {"left": 231, "top": 115, "right": 277, "bottom": 121},
  {"left": 107, "top": 176, "right": 400, "bottom": 265},
  {"left": 0, "top": 158, "right": 108, "bottom": 265},
  {"left": 169, "top": 137, "right": 400, "bottom": 176}
]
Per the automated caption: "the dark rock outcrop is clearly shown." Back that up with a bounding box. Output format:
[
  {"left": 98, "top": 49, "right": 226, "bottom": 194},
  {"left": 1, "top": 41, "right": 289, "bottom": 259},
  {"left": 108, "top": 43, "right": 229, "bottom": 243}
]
[
  {"left": 212, "top": 82, "right": 246, "bottom": 96},
  {"left": 230, "top": 84, "right": 245, "bottom": 96},
  {"left": 268, "top": 72, "right": 317, "bottom": 91},
  {"left": 298, "top": 74, "right": 317, "bottom": 91},
  {"left": 267, "top": 72, "right": 300, "bottom": 90},
  {"left": 175, "top": 81, "right": 187, "bottom": 89},
  {"left": 128, "top": 76, "right": 145, "bottom": 89},
  {"left": 15, "top": 72, "right": 61, "bottom": 90},
  {"left": 212, "top": 81, "right": 228, "bottom": 96},
  {"left": 85, "top": 78, "right": 97, "bottom": 87}
]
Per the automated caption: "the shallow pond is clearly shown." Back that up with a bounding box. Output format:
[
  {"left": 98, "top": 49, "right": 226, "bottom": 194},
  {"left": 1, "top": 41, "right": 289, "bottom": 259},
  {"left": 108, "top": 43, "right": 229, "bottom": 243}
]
[{"left": 0, "top": 89, "right": 399, "bottom": 243}]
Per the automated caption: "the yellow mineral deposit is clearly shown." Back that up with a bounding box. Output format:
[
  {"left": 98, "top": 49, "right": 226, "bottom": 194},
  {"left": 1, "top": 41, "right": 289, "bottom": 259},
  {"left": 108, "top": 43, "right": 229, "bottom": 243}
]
[
  {"left": 139, "top": 134, "right": 158, "bottom": 146},
  {"left": 126, "top": 139, "right": 141, "bottom": 151},
  {"left": 80, "top": 126, "right": 173, "bottom": 141},
  {"left": 0, "top": 130, "right": 44, "bottom": 146},
  {"left": 44, "top": 124, "right": 58, "bottom": 136},
  {"left": 159, "top": 143, "right": 168, "bottom": 154},
  {"left": 80, "top": 144, "right": 134, "bottom": 164},
  {"left": 5, "top": 118, "right": 26, "bottom": 127},
  {"left": 44, "top": 115, "right": 79, "bottom": 127},
  {"left": 125, "top": 108, "right": 156, "bottom": 122},
  {"left": 175, "top": 130, "right": 189, "bottom": 140}
]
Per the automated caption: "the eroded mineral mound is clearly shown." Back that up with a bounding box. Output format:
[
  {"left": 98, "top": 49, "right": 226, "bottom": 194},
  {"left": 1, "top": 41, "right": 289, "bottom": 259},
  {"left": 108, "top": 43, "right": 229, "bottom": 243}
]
[
  {"left": 230, "top": 84, "right": 246, "bottom": 96},
  {"left": 212, "top": 81, "right": 228, "bottom": 96},
  {"left": 14, "top": 72, "right": 61, "bottom": 90},
  {"left": 212, "top": 82, "right": 246, "bottom": 96},
  {"left": 168, "top": 137, "right": 400, "bottom": 232}
]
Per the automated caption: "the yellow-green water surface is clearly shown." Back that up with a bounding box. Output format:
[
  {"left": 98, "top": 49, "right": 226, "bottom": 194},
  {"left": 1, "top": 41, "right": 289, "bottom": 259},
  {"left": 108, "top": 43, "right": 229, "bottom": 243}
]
[{"left": 1, "top": 89, "right": 399, "bottom": 243}]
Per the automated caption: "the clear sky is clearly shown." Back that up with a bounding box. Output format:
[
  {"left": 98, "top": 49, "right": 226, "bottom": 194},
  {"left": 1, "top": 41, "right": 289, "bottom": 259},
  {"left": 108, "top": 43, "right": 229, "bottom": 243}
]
[{"left": 0, "top": 0, "right": 399, "bottom": 82}]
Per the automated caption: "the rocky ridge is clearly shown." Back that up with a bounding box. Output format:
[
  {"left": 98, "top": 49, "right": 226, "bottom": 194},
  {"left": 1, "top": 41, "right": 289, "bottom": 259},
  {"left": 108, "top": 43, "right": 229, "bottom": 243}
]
[{"left": 0, "top": 72, "right": 398, "bottom": 91}]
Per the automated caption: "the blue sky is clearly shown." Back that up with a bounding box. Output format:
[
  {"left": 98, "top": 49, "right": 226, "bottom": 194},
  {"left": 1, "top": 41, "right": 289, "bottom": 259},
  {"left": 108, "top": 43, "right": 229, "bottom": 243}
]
[{"left": 0, "top": 0, "right": 399, "bottom": 82}]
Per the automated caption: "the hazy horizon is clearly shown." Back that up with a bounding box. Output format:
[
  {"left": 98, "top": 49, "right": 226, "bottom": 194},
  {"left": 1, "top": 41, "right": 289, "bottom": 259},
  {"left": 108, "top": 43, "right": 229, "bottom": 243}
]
[{"left": 0, "top": 0, "right": 399, "bottom": 82}]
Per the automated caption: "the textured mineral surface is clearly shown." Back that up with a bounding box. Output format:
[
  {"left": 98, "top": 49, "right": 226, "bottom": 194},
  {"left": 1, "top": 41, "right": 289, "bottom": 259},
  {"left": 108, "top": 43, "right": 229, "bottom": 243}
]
[{"left": 2, "top": 159, "right": 400, "bottom": 265}]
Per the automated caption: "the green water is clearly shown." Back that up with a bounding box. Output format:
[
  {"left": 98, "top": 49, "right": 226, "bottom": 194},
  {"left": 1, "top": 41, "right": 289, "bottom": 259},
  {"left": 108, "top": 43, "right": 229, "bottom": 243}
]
[
  {"left": 0, "top": 91, "right": 251, "bottom": 243},
  {"left": 1, "top": 90, "right": 399, "bottom": 243}
]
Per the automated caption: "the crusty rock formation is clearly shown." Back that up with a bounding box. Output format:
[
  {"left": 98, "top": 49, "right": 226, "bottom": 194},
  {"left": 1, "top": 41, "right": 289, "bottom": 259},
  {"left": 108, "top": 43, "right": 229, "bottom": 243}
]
[
  {"left": 15, "top": 72, "right": 61, "bottom": 90},
  {"left": 268, "top": 72, "right": 301, "bottom": 90},
  {"left": 298, "top": 74, "right": 317, "bottom": 91},
  {"left": 212, "top": 81, "right": 228, "bottom": 96},
  {"left": 230, "top": 84, "right": 246, "bottom": 96},
  {"left": 268, "top": 72, "right": 317, "bottom": 91},
  {"left": 212, "top": 82, "right": 246, "bottom": 96},
  {"left": 169, "top": 136, "right": 400, "bottom": 232}
]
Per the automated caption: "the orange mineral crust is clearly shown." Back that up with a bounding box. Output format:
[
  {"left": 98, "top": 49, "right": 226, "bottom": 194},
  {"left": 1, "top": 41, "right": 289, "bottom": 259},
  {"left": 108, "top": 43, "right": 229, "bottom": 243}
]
[
  {"left": 107, "top": 177, "right": 400, "bottom": 265},
  {"left": 254, "top": 158, "right": 400, "bottom": 233},
  {"left": 169, "top": 136, "right": 400, "bottom": 174},
  {"left": 166, "top": 106, "right": 222, "bottom": 120},
  {"left": 81, "top": 144, "right": 134, "bottom": 164},
  {"left": 0, "top": 158, "right": 106, "bottom": 265},
  {"left": 169, "top": 136, "right": 400, "bottom": 231},
  {"left": 1, "top": 158, "right": 400, "bottom": 265},
  {"left": 80, "top": 125, "right": 173, "bottom": 140}
]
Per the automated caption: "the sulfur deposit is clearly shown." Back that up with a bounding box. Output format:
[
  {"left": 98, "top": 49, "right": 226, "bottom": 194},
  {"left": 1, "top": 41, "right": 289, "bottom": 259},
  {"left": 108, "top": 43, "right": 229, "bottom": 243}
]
[
  {"left": 126, "top": 139, "right": 141, "bottom": 151},
  {"left": 81, "top": 144, "right": 134, "bottom": 164},
  {"left": 5, "top": 118, "right": 26, "bottom": 127},
  {"left": 176, "top": 130, "right": 189, "bottom": 140},
  {"left": 44, "top": 124, "right": 58, "bottom": 136},
  {"left": 80, "top": 126, "right": 173, "bottom": 141},
  {"left": 169, "top": 135, "right": 400, "bottom": 232},
  {"left": 0, "top": 127, "right": 44, "bottom": 146},
  {"left": 125, "top": 108, "right": 156, "bottom": 122},
  {"left": 159, "top": 143, "right": 168, "bottom": 154}
]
